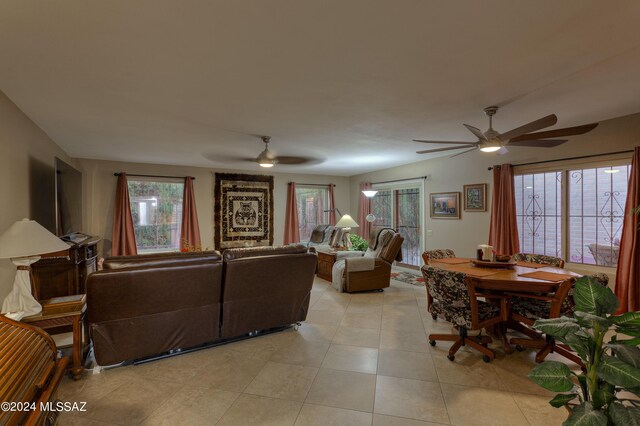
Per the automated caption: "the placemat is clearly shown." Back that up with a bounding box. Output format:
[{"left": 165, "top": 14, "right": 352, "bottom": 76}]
[
  {"left": 518, "top": 271, "right": 575, "bottom": 282},
  {"left": 446, "top": 266, "right": 499, "bottom": 277},
  {"left": 431, "top": 257, "right": 471, "bottom": 265},
  {"left": 515, "top": 261, "right": 548, "bottom": 269}
]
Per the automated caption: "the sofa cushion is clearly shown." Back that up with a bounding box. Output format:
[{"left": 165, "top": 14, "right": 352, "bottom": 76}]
[
  {"left": 223, "top": 244, "right": 308, "bottom": 261},
  {"left": 103, "top": 250, "right": 221, "bottom": 270}
]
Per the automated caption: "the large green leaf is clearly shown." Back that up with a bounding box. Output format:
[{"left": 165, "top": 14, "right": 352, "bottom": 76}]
[
  {"left": 592, "top": 388, "right": 615, "bottom": 410},
  {"left": 609, "top": 402, "right": 640, "bottom": 426},
  {"left": 565, "top": 332, "right": 591, "bottom": 362},
  {"left": 597, "top": 354, "right": 640, "bottom": 388},
  {"left": 549, "top": 393, "right": 578, "bottom": 408},
  {"left": 534, "top": 317, "right": 581, "bottom": 339},
  {"left": 611, "top": 312, "right": 640, "bottom": 327},
  {"left": 575, "top": 312, "right": 611, "bottom": 329},
  {"left": 609, "top": 344, "right": 640, "bottom": 368},
  {"left": 529, "top": 361, "right": 575, "bottom": 392},
  {"left": 616, "top": 325, "right": 640, "bottom": 338},
  {"left": 574, "top": 279, "right": 619, "bottom": 315},
  {"left": 563, "top": 402, "right": 608, "bottom": 426}
]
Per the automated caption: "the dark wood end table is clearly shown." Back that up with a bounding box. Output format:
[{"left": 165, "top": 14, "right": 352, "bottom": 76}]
[
  {"left": 23, "top": 300, "right": 88, "bottom": 380},
  {"left": 316, "top": 249, "right": 337, "bottom": 281}
]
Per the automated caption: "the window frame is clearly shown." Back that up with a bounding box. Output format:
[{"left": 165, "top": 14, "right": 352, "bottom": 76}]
[
  {"left": 127, "top": 176, "right": 185, "bottom": 254},
  {"left": 514, "top": 153, "right": 632, "bottom": 271},
  {"left": 294, "top": 185, "right": 331, "bottom": 243}
]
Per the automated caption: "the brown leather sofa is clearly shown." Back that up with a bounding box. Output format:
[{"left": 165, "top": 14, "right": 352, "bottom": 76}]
[{"left": 87, "top": 245, "right": 315, "bottom": 365}]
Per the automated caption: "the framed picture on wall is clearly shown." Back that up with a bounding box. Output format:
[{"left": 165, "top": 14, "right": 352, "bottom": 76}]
[
  {"left": 430, "top": 192, "right": 460, "bottom": 219},
  {"left": 463, "top": 183, "right": 487, "bottom": 212}
]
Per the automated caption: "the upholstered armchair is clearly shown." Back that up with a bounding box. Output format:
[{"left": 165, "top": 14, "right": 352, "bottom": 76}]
[
  {"left": 305, "top": 224, "right": 336, "bottom": 248},
  {"left": 511, "top": 252, "right": 565, "bottom": 268},
  {"left": 332, "top": 228, "right": 403, "bottom": 293},
  {"left": 422, "top": 266, "right": 506, "bottom": 362}
]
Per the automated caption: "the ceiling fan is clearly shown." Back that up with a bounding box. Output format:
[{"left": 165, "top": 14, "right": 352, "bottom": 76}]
[
  {"left": 413, "top": 106, "right": 598, "bottom": 158},
  {"left": 254, "top": 136, "right": 319, "bottom": 168}
]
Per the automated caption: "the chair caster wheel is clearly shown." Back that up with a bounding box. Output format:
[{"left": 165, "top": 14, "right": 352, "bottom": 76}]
[
  {"left": 431, "top": 314, "right": 437, "bottom": 320},
  {"left": 482, "top": 355, "right": 491, "bottom": 363},
  {"left": 447, "top": 354, "right": 455, "bottom": 361},
  {"left": 515, "top": 345, "right": 524, "bottom": 352},
  {"left": 429, "top": 340, "right": 436, "bottom": 346}
]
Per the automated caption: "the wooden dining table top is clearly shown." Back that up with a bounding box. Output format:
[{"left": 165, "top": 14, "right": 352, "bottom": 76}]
[{"left": 427, "top": 258, "right": 582, "bottom": 293}]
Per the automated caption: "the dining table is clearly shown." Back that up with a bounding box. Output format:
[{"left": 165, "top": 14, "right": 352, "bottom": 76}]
[{"left": 426, "top": 257, "right": 582, "bottom": 354}]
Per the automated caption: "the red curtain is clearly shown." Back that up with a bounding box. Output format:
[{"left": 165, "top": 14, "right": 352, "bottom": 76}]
[
  {"left": 328, "top": 184, "right": 337, "bottom": 225},
  {"left": 284, "top": 182, "right": 300, "bottom": 244},
  {"left": 111, "top": 173, "right": 137, "bottom": 256},
  {"left": 358, "top": 182, "right": 373, "bottom": 238},
  {"left": 615, "top": 146, "right": 640, "bottom": 313},
  {"left": 180, "top": 177, "right": 202, "bottom": 251},
  {"left": 488, "top": 164, "right": 520, "bottom": 256}
]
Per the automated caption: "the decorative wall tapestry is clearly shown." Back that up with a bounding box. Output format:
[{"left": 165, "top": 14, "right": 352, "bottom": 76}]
[{"left": 214, "top": 173, "right": 274, "bottom": 249}]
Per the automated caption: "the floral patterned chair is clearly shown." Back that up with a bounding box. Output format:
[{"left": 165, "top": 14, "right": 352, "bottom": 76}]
[
  {"left": 422, "top": 249, "right": 456, "bottom": 319},
  {"left": 511, "top": 252, "right": 565, "bottom": 268},
  {"left": 508, "top": 274, "right": 608, "bottom": 364},
  {"left": 421, "top": 266, "right": 506, "bottom": 362},
  {"left": 423, "top": 249, "right": 456, "bottom": 261}
]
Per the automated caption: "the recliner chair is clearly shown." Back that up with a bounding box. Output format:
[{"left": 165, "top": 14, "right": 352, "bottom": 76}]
[{"left": 332, "top": 227, "right": 404, "bottom": 293}]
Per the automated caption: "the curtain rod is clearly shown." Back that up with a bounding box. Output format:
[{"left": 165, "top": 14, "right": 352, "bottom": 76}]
[
  {"left": 289, "top": 182, "right": 335, "bottom": 187},
  {"left": 114, "top": 173, "right": 195, "bottom": 180},
  {"left": 487, "top": 150, "right": 635, "bottom": 170},
  {"left": 371, "top": 176, "right": 429, "bottom": 185}
]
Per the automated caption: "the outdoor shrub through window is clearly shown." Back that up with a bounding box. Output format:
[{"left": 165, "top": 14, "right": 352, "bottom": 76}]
[
  {"left": 128, "top": 179, "right": 184, "bottom": 252},
  {"left": 514, "top": 164, "right": 631, "bottom": 267}
]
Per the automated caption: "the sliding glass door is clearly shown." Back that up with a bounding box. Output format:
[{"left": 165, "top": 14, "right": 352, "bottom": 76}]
[{"left": 371, "top": 183, "right": 424, "bottom": 266}]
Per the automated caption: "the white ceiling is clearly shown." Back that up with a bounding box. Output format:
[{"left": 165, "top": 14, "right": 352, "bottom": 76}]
[{"left": 1, "top": 1, "right": 640, "bottom": 176}]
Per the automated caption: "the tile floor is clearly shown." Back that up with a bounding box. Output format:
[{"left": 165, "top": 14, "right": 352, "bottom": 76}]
[{"left": 57, "top": 275, "right": 573, "bottom": 425}]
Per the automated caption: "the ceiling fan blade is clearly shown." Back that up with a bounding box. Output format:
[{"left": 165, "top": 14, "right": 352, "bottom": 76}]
[
  {"left": 463, "top": 124, "right": 487, "bottom": 141},
  {"left": 499, "top": 114, "right": 558, "bottom": 141},
  {"left": 507, "top": 139, "right": 568, "bottom": 148},
  {"left": 509, "top": 123, "right": 598, "bottom": 142},
  {"left": 449, "top": 146, "right": 478, "bottom": 158},
  {"left": 417, "top": 144, "right": 478, "bottom": 154},
  {"left": 413, "top": 139, "right": 477, "bottom": 145},
  {"left": 275, "top": 156, "right": 322, "bottom": 165}
]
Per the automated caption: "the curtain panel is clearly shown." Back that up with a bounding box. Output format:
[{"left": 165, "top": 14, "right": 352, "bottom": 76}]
[
  {"left": 284, "top": 182, "right": 300, "bottom": 244},
  {"left": 615, "top": 146, "right": 640, "bottom": 313},
  {"left": 488, "top": 164, "right": 520, "bottom": 256},
  {"left": 358, "top": 182, "right": 373, "bottom": 239},
  {"left": 180, "top": 177, "right": 202, "bottom": 251},
  {"left": 111, "top": 173, "right": 137, "bottom": 256}
]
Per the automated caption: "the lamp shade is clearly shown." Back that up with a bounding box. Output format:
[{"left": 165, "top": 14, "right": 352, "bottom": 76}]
[
  {"left": 0, "top": 219, "right": 70, "bottom": 259},
  {"left": 335, "top": 214, "right": 359, "bottom": 228}
]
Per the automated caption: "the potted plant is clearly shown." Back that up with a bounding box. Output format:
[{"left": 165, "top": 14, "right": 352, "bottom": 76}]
[
  {"left": 349, "top": 234, "right": 369, "bottom": 252},
  {"left": 528, "top": 276, "right": 640, "bottom": 425}
]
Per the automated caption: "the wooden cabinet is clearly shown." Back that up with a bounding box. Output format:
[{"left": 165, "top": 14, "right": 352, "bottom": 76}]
[
  {"left": 316, "top": 250, "right": 337, "bottom": 281},
  {"left": 31, "top": 235, "right": 100, "bottom": 300}
]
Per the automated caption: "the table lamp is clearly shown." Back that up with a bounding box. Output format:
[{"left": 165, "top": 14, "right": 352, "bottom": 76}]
[
  {"left": 0, "top": 219, "right": 70, "bottom": 320},
  {"left": 335, "top": 214, "right": 359, "bottom": 249}
]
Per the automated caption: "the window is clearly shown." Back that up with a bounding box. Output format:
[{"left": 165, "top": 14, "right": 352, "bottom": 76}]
[
  {"left": 515, "top": 163, "right": 631, "bottom": 267},
  {"left": 128, "top": 179, "right": 184, "bottom": 252},
  {"left": 371, "top": 185, "right": 423, "bottom": 266},
  {"left": 295, "top": 186, "right": 330, "bottom": 241}
]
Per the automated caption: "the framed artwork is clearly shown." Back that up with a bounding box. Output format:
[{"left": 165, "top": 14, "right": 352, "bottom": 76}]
[
  {"left": 430, "top": 192, "right": 460, "bottom": 219},
  {"left": 214, "top": 173, "right": 274, "bottom": 249},
  {"left": 463, "top": 183, "right": 487, "bottom": 212}
]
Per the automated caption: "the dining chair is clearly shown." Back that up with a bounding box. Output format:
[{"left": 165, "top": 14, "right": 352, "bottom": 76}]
[
  {"left": 422, "top": 266, "right": 506, "bottom": 362},
  {"left": 511, "top": 252, "right": 565, "bottom": 268},
  {"left": 422, "top": 249, "right": 456, "bottom": 320},
  {"left": 508, "top": 273, "right": 610, "bottom": 364}
]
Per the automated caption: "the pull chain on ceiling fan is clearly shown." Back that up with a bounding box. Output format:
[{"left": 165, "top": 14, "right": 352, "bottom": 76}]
[{"left": 413, "top": 106, "right": 599, "bottom": 158}]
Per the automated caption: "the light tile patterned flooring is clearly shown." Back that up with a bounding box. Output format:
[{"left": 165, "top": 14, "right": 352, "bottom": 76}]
[{"left": 57, "top": 275, "right": 572, "bottom": 425}]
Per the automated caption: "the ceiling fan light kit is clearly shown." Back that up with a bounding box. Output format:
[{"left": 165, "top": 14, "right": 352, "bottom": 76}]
[
  {"left": 256, "top": 136, "right": 277, "bottom": 167},
  {"left": 413, "top": 106, "right": 598, "bottom": 158}
]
